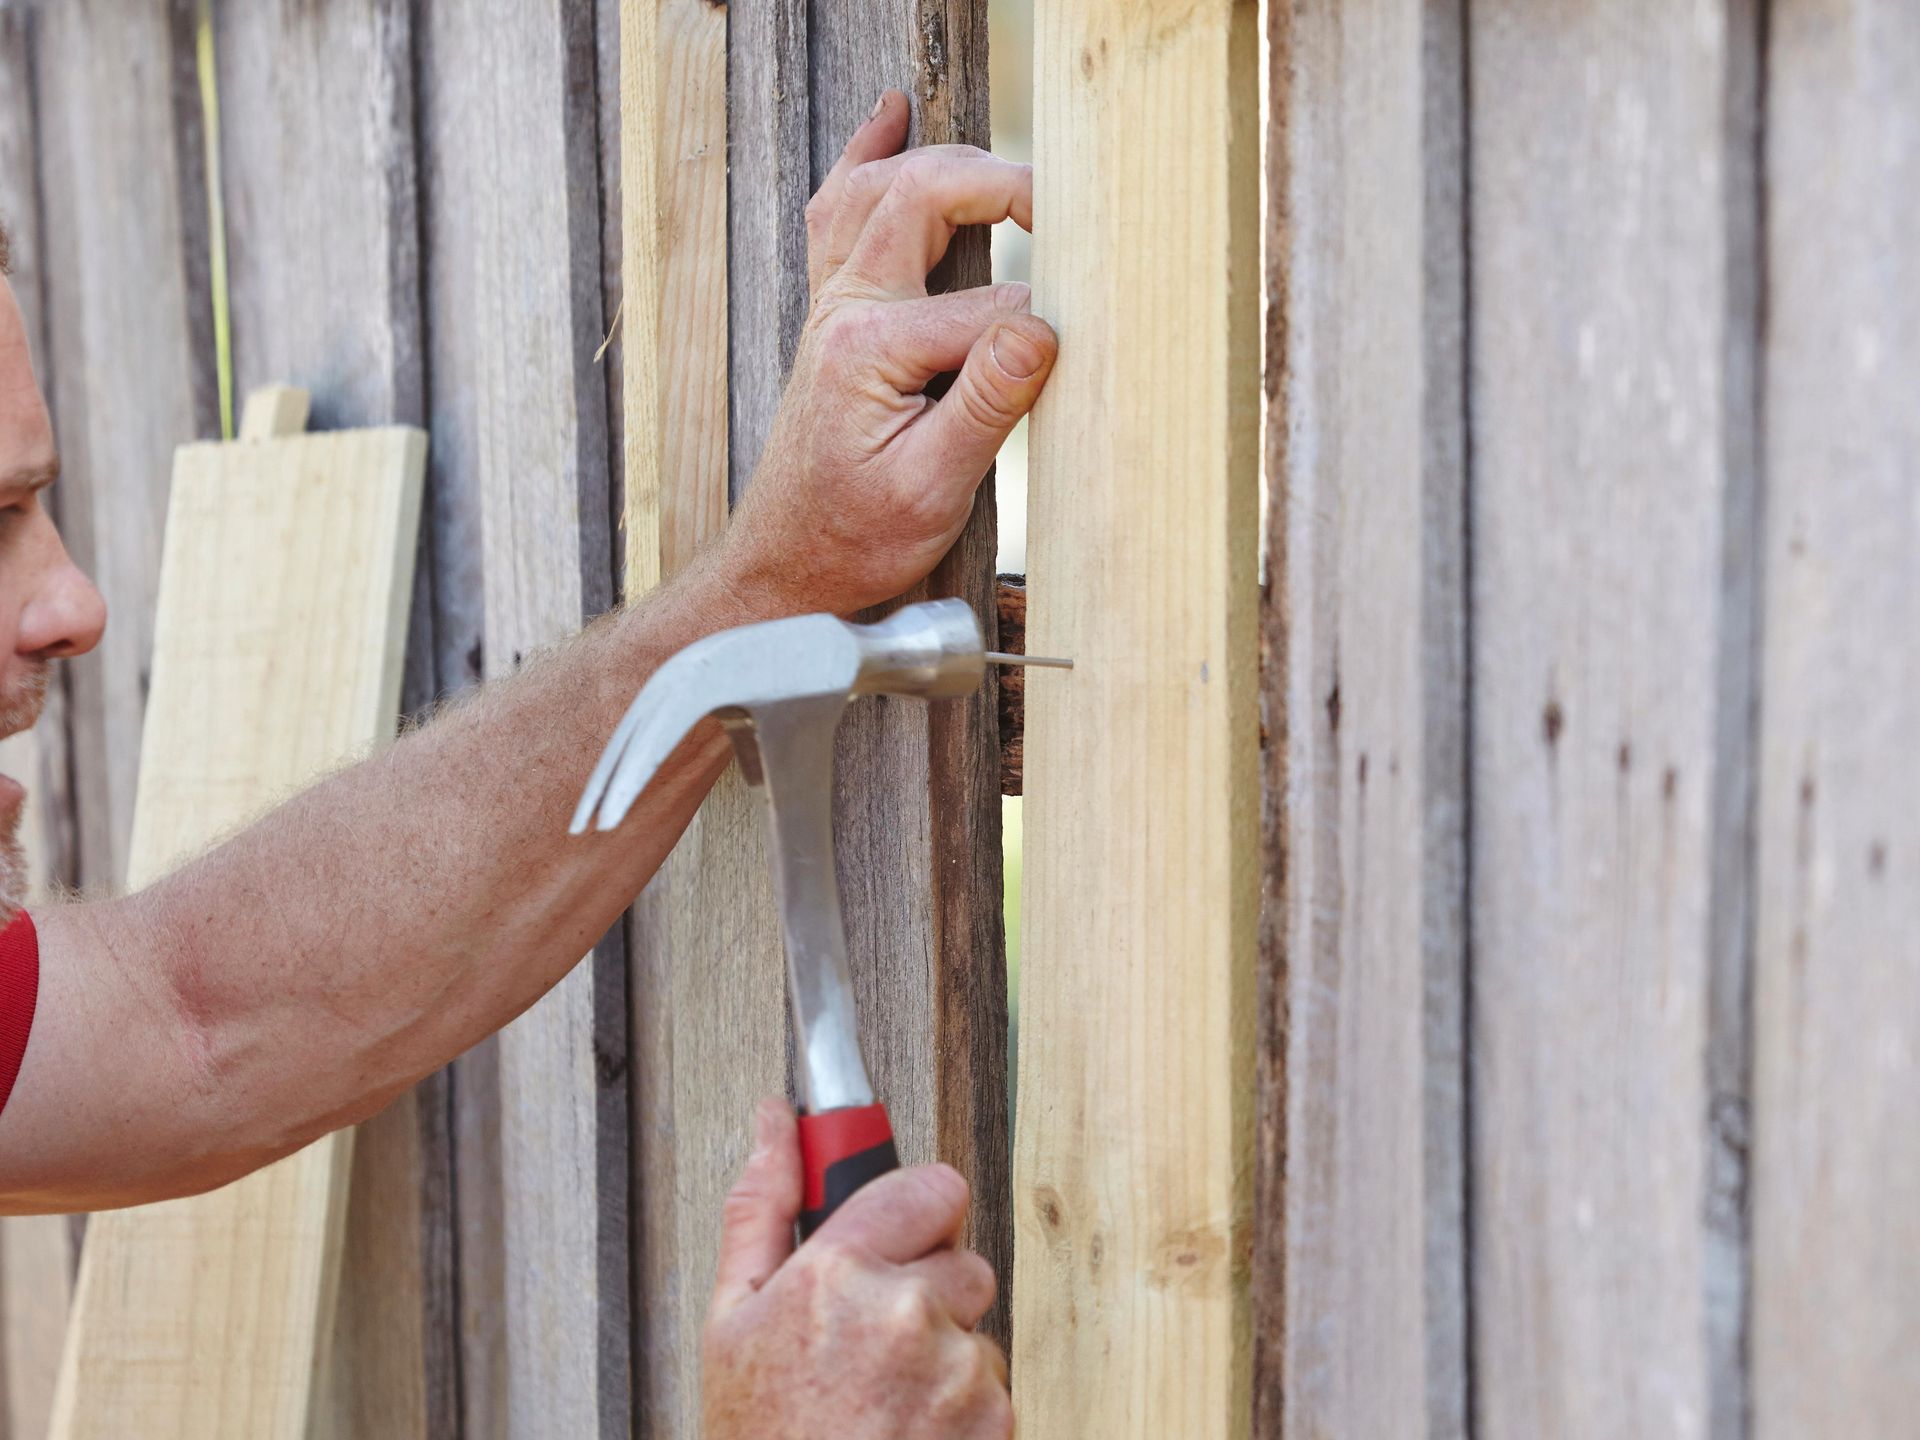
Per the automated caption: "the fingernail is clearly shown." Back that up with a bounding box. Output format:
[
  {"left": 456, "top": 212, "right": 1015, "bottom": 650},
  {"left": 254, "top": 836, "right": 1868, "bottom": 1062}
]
[
  {"left": 868, "top": 92, "right": 888, "bottom": 121},
  {"left": 992, "top": 324, "right": 1046, "bottom": 380}
]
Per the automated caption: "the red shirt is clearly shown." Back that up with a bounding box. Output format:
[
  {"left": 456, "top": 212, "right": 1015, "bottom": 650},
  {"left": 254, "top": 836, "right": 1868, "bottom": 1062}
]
[{"left": 0, "top": 910, "right": 38, "bottom": 1117}]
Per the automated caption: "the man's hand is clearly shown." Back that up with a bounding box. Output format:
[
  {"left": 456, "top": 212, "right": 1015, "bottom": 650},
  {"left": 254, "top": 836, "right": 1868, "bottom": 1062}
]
[
  {"left": 724, "top": 90, "right": 1057, "bottom": 617},
  {"left": 704, "top": 1099, "right": 1011, "bottom": 1440}
]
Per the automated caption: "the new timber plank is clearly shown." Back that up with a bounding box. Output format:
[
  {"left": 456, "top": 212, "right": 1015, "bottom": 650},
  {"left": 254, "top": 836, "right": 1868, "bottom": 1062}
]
[
  {"left": 209, "top": 7, "right": 453, "bottom": 1431},
  {"left": 1465, "top": 4, "right": 1759, "bottom": 1436},
  {"left": 623, "top": 4, "right": 767, "bottom": 1434},
  {"left": 49, "top": 398, "right": 425, "bottom": 1440},
  {"left": 419, "top": 4, "right": 627, "bottom": 1435},
  {"left": 1752, "top": 4, "right": 1920, "bottom": 1433},
  {"left": 1259, "top": 0, "right": 1467, "bottom": 1435},
  {"left": 1014, "top": 2, "right": 1260, "bottom": 1436},
  {"left": 33, "top": 0, "right": 215, "bottom": 894}
]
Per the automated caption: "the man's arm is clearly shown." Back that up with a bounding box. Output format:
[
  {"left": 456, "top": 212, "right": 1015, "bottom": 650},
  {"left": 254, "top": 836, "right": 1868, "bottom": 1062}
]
[{"left": 0, "top": 94, "right": 1055, "bottom": 1212}]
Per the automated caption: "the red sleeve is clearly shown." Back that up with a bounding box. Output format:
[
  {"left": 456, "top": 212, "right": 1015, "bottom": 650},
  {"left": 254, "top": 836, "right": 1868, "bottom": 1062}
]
[{"left": 0, "top": 911, "right": 39, "bottom": 1118}]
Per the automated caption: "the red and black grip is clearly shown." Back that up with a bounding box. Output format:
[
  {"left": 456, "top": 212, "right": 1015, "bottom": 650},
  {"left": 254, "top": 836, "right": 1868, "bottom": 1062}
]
[{"left": 797, "top": 1102, "right": 898, "bottom": 1239}]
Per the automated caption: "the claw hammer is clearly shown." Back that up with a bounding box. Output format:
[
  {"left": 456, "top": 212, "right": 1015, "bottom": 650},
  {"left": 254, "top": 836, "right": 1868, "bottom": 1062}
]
[{"left": 571, "top": 598, "right": 1065, "bottom": 1236}]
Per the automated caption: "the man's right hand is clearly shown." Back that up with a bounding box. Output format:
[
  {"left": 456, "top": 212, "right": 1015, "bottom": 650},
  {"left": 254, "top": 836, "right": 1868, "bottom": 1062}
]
[{"left": 703, "top": 1098, "right": 1012, "bottom": 1439}]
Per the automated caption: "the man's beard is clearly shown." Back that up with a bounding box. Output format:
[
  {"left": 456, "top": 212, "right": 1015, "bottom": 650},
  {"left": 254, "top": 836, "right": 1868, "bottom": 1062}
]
[{"left": 0, "top": 663, "right": 48, "bottom": 927}]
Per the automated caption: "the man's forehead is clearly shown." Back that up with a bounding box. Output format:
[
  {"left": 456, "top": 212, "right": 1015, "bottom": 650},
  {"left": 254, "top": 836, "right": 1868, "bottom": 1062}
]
[{"left": 0, "top": 277, "right": 55, "bottom": 493}]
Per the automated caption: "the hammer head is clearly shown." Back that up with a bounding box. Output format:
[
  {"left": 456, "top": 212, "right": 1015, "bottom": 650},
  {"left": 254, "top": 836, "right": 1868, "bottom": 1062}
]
[{"left": 570, "top": 597, "right": 985, "bottom": 834}]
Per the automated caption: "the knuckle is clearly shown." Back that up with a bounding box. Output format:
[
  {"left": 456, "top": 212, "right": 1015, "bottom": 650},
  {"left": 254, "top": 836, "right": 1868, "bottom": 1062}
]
[
  {"left": 884, "top": 1279, "right": 942, "bottom": 1339},
  {"left": 804, "top": 191, "right": 832, "bottom": 232},
  {"left": 962, "top": 1250, "right": 998, "bottom": 1302},
  {"left": 892, "top": 150, "right": 946, "bottom": 198},
  {"left": 958, "top": 374, "right": 1019, "bottom": 433}
]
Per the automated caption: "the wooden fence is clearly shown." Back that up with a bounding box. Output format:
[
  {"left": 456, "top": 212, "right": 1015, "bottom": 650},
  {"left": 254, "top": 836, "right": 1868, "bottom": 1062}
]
[{"left": 0, "top": 0, "right": 1915, "bottom": 1437}]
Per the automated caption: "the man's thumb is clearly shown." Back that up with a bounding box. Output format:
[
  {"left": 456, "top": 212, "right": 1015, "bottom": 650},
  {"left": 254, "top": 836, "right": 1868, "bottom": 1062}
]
[
  {"left": 710, "top": 1097, "right": 803, "bottom": 1314},
  {"left": 916, "top": 312, "right": 1059, "bottom": 479}
]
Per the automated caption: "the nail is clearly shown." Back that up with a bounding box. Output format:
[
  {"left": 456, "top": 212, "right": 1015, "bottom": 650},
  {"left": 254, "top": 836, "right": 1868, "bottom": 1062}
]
[
  {"left": 869, "top": 92, "right": 889, "bottom": 121},
  {"left": 751, "top": 1098, "right": 781, "bottom": 1152},
  {"left": 992, "top": 324, "right": 1046, "bottom": 380}
]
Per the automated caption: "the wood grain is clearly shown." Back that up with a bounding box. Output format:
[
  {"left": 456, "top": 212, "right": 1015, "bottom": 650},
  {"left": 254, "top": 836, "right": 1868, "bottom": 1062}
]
[
  {"left": 33, "top": 0, "right": 215, "bottom": 895},
  {"left": 207, "top": 6, "right": 448, "bottom": 1430},
  {"left": 1014, "top": 2, "right": 1261, "bottom": 1435},
  {"left": 1259, "top": 0, "right": 1468, "bottom": 1435},
  {"left": 623, "top": 4, "right": 768, "bottom": 1433},
  {"left": 1751, "top": 2, "right": 1920, "bottom": 1433},
  {"left": 810, "top": 0, "right": 1011, "bottom": 1343},
  {"left": 419, "top": 4, "right": 628, "bottom": 1435},
  {"left": 50, "top": 405, "right": 425, "bottom": 1440},
  {"left": 1465, "top": 3, "right": 1759, "bottom": 1435}
]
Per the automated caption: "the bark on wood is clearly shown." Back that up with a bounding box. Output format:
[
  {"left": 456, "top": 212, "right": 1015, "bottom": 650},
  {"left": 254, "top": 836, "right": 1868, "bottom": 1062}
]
[{"left": 996, "top": 576, "right": 1025, "bottom": 796}]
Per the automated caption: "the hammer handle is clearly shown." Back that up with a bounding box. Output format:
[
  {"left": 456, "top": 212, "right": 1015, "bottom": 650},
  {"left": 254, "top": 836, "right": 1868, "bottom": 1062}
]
[{"left": 797, "top": 1103, "right": 898, "bottom": 1239}]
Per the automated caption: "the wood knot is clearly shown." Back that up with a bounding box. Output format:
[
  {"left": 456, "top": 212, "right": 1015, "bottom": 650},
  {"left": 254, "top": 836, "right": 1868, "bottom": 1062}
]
[{"left": 1148, "top": 1224, "right": 1228, "bottom": 1292}]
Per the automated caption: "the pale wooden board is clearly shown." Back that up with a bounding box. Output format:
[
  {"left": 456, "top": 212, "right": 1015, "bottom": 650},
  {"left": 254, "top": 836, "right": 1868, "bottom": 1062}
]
[
  {"left": 1013, "top": 1, "right": 1261, "bottom": 1435},
  {"left": 1259, "top": 0, "right": 1467, "bottom": 1434},
  {"left": 1465, "top": 4, "right": 1759, "bottom": 1436},
  {"left": 623, "top": 5, "right": 777, "bottom": 1434},
  {"left": 418, "top": 4, "right": 628, "bottom": 1435},
  {"left": 209, "top": 7, "right": 454, "bottom": 1429},
  {"left": 33, "top": 0, "right": 216, "bottom": 893},
  {"left": 49, "top": 413, "right": 425, "bottom": 1440},
  {"left": 1751, "top": 2, "right": 1920, "bottom": 1433}
]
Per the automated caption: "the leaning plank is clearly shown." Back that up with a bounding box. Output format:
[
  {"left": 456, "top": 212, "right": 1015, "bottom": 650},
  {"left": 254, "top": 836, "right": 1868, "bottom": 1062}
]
[
  {"left": 1465, "top": 4, "right": 1759, "bottom": 1436},
  {"left": 1259, "top": 0, "right": 1467, "bottom": 1435},
  {"left": 623, "top": 3, "right": 765, "bottom": 1434},
  {"left": 210, "top": 7, "right": 452, "bottom": 1430},
  {"left": 1751, "top": 4, "right": 1920, "bottom": 1434},
  {"left": 33, "top": 0, "right": 216, "bottom": 893},
  {"left": 1014, "top": 1, "right": 1260, "bottom": 1435},
  {"left": 49, "top": 395, "right": 425, "bottom": 1440},
  {"left": 418, "top": 4, "right": 628, "bottom": 1435}
]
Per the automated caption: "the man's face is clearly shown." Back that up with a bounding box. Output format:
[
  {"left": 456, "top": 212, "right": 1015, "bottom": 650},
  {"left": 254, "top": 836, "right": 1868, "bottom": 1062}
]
[{"left": 0, "top": 273, "right": 106, "bottom": 922}]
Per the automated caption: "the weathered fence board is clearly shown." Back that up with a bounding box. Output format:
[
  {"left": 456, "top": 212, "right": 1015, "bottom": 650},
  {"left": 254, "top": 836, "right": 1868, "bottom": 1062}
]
[
  {"left": 209, "top": 4, "right": 447, "bottom": 1432},
  {"left": 1752, "top": 2, "right": 1920, "bottom": 1433},
  {"left": 35, "top": 0, "right": 214, "bottom": 895},
  {"left": 419, "top": 3, "right": 627, "bottom": 1435},
  {"left": 1465, "top": 3, "right": 1759, "bottom": 1435},
  {"left": 809, "top": 0, "right": 1010, "bottom": 1335},
  {"left": 1015, "top": 1, "right": 1260, "bottom": 1436},
  {"left": 1259, "top": 0, "right": 1467, "bottom": 1435}
]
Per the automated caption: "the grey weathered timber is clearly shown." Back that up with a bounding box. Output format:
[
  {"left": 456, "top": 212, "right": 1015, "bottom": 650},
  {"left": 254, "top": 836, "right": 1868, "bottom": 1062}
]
[
  {"left": 0, "top": 1, "right": 75, "bottom": 898},
  {"left": 1466, "top": 4, "right": 1758, "bottom": 1436},
  {"left": 1751, "top": 2, "right": 1920, "bottom": 1433},
  {"left": 208, "top": 3, "right": 448, "bottom": 1433},
  {"left": 34, "top": 0, "right": 214, "bottom": 895},
  {"left": 810, "top": 0, "right": 1009, "bottom": 1341},
  {"left": 1259, "top": 0, "right": 1467, "bottom": 1435},
  {"left": 418, "top": 3, "right": 626, "bottom": 1436}
]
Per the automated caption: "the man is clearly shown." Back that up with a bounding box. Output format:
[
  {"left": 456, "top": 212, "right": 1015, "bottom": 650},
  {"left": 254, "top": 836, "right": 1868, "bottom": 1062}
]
[{"left": 0, "top": 92, "right": 1051, "bottom": 1439}]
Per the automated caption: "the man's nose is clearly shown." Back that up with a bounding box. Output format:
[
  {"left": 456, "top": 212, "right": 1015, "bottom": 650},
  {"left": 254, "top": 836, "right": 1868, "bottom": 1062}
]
[{"left": 18, "top": 539, "right": 107, "bottom": 661}]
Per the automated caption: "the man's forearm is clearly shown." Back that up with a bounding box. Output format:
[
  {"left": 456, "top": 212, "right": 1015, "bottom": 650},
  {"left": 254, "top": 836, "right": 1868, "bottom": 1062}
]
[{"left": 8, "top": 549, "right": 775, "bottom": 1207}]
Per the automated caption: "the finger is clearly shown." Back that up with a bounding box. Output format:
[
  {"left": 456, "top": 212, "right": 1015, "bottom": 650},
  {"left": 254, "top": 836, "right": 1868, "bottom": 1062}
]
[
  {"left": 839, "top": 151, "right": 1033, "bottom": 296},
  {"left": 975, "top": 1333, "right": 1010, "bottom": 1393},
  {"left": 818, "top": 145, "right": 998, "bottom": 293},
  {"left": 902, "top": 1247, "right": 998, "bottom": 1329},
  {"left": 812, "top": 1162, "right": 969, "bottom": 1265},
  {"left": 870, "top": 283, "right": 1032, "bottom": 389},
  {"left": 807, "top": 90, "right": 911, "bottom": 291},
  {"left": 709, "top": 1098, "right": 803, "bottom": 1314},
  {"left": 903, "top": 312, "right": 1059, "bottom": 484}
]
